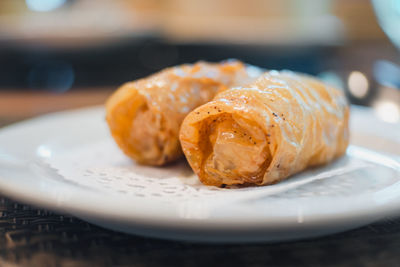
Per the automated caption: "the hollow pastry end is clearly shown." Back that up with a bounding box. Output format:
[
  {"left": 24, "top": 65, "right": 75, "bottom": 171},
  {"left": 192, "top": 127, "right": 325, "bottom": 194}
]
[
  {"left": 106, "top": 82, "right": 179, "bottom": 165},
  {"left": 180, "top": 105, "right": 272, "bottom": 186}
]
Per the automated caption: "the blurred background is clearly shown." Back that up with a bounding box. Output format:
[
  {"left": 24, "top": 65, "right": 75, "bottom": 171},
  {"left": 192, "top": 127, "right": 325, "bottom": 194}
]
[{"left": 0, "top": 0, "right": 399, "bottom": 125}]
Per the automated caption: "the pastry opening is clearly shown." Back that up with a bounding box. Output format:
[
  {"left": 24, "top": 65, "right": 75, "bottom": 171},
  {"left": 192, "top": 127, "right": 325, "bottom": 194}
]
[{"left": 200, "top": 113, "right": 271, "bottom": 186}]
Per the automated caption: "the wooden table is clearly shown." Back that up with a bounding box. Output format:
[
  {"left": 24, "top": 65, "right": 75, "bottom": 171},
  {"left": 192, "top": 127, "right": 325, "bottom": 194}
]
[
  {"left": 0, "top": 89, "right": 112, "bottom": 124},
  {"left": 1, "top": 90, "right": 400, "bottom": 267}
]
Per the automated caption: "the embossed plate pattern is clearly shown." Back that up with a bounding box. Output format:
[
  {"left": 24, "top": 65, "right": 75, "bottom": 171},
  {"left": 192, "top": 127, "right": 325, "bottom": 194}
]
[{"left": 0, "top": 106, "right": 399, "bottom": 242}]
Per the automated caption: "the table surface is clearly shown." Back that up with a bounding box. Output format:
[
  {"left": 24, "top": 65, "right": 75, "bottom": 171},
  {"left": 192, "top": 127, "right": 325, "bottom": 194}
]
[{"left": 1, "top": 91, "right": 400, "bottom": 267}]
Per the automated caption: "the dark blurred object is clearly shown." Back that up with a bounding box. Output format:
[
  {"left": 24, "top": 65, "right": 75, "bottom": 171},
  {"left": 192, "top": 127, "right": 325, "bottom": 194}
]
[{"left": 0, "top": 39, "right": 328, "bottom": 90}]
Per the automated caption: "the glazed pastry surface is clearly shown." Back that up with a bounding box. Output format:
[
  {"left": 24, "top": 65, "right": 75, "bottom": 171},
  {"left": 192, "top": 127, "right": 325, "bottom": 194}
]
[{"left": 179, "top": 70, "right": 349, "bottom": 186}]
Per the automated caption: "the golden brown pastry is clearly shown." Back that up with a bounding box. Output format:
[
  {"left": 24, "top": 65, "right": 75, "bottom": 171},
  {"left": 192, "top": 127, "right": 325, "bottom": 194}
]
[
  {"left": 179, "top": 70, "right": 349, "bottom": 186},
  {"left": 106, "top": 60, "right": 262, "bottom": 165}
]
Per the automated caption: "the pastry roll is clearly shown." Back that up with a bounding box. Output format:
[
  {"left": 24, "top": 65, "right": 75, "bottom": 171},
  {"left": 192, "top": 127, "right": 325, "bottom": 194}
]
[
  {"left": 106, "top": 60, "right": 262, "bottom": 165},
  {"left": 179, "top": 70, "right": 349, "bottom": 186}
]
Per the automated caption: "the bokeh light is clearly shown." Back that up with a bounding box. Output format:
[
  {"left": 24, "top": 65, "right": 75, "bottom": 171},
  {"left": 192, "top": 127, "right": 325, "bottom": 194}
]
[
  {"left": 374, "top": 101, "right": 400, "bottom": 123},
  {"left": 348, "top": 71, "right": 369, "bottom": 98},
  {"left": 318, "top": 71, "right": 344, "bottom": 90},
  {"left": 26, "top": 0, "right": 66, "bottom": 12},
  {"left": 27, "top": 61, "right": 74, "bottom": 93},
  {"left": 373, "top": 60, "right": 400, "bottom": 88}
]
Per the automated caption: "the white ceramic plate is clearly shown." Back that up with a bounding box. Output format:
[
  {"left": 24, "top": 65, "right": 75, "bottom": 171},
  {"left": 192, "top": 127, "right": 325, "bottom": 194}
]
[{"left": 0, "top": 106, "right": 399, "bottom": 243}]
